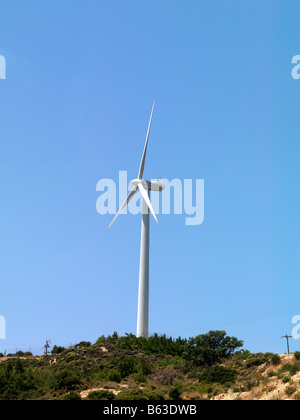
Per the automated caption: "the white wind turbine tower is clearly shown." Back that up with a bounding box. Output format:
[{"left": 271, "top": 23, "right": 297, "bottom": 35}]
[{"left": 109, "top": 101, "right": 164, "bottom": 338}]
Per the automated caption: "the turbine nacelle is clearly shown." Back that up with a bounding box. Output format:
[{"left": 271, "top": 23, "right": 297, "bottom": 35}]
[{"left": 131, "top": 178, "right": 165, "bottom": 192}]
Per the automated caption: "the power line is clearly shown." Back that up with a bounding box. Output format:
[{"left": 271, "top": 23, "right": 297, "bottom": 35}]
[
  {"left": 1, "top": 304, "right": 299, "bottom": 356},
  {"left": 152, "top": 305, "right": 300, "bottom": 337}
]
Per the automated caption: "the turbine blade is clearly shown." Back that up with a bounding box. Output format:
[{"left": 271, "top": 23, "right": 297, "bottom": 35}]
[
  {"left": 138, "top": 183, "right": 158, "bottom": 223},
  {"left": 138, "top": 101, "right": 155, "bottom": 179},
  {"left": 108, "top": 186, "right": 138, "bottom": 228}
]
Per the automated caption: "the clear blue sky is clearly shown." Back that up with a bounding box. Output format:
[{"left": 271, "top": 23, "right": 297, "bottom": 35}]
[{"left": 0, "top": 0, "right": 299, "bottom": 355}]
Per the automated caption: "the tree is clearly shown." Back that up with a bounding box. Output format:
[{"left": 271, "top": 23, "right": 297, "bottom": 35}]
[
  {"left": 51, "top": 345, "right": 65, "bottom": 355},
  {"left": 182, "top": 330, "right": 243, "bottom": 367},
  {"left": 76, "top": 341, "right": 91, "bottom": 348},
  {"left": 117, "top": 356, "right": 138, "bottom": 378},
  {"left": 50, "top": 370, "right": 80, "bottom": 391}
]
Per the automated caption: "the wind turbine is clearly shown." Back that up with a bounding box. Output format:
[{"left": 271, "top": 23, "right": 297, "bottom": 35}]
[{"left": 109, "top": 101, "right": 165, "bottom": 338}]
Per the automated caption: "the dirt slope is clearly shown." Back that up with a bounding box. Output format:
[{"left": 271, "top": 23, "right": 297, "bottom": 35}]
[{"left": 213, "top": 354, "right": 300, "bottom": 400}]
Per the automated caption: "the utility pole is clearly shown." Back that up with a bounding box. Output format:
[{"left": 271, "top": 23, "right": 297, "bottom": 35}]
[
  {"left": 44, "top": 340, "right": 51, "bottom": 355},
  {"left": 281, "top": 335, "right": 292, "bottom": 355}
]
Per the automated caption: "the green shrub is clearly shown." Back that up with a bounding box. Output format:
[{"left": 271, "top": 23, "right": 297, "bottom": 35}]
[
  {"left": 278, "top": 363, "right": 300, "bottom": 376},
  {"left": 50, "top": 370, "right": 80, "bottom": 391},
  {"left": 117, "top": 356, "right": 138, "bottom": 378},
  {"left": 223, "top": 382, "right": 232, "bottom": 391},
  {"left": 115, "top": 389, "right": 147, "bottom": 400},
  {"left": 169, "top": 386, "right": 181, "bottom": 400},
  {"left": 245, "top": 381, "right": 255, "bottom": 391},
  {"left": 245, "top": 354, "right": 270, "bottom": 368},
  {"left": 206, "top": 386, "right": 214, "bottom": 394},
  {"left": 108, "top": 369, "right": 122, "bottom": 383},
  {"left": 282, "top": 376, "right": 290, "bottom": 383},
  {"left": 135, "top": 371, "right": 147, "bottom": 383},
  {"left": 199, "top": 366, "right": 237, "bottom": 385},
  {"left": 212, "top": 386, "right": 223, "bottom": 396},
  {"left": 271, "top": 354, "right": 281, "bottom": 366},
  {"left": 279, "top": 363, "right": 292, "bottom": 373},
  {"left": 87, "top": 390, "right": 115, "bottom": 400},
  {"left": 187, "top": 369, "right": 197, "bottom": 379},
  {"left": 146, "top": 391, "right": 165, "bottom": 400},
  {"left": 289, "top": 363, "right": 300, "bottom": 376},
  {"left": 267, "top": 371, "right": 276, "bottom": 378},
  {"left": 286, "top": 386, "right": 296, "bottom": 396},
  {"left": 294, "top": 351, "right": 300, "bottom": 361},
  {"left": 138, "top": 357, "right": 152, "bottom": 375},
  {"left": 62, "top": 392, "right": 82, "bottom": 400}
]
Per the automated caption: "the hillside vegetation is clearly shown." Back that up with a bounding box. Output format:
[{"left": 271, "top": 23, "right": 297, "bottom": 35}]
[{"left": 0, "top": 330, "right": 299, "bottom": 400}]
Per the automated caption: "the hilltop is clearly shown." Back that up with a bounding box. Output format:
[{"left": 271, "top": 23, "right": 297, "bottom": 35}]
[{"left": 0, "top": 331, "right": 299, "bottom": 400}]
